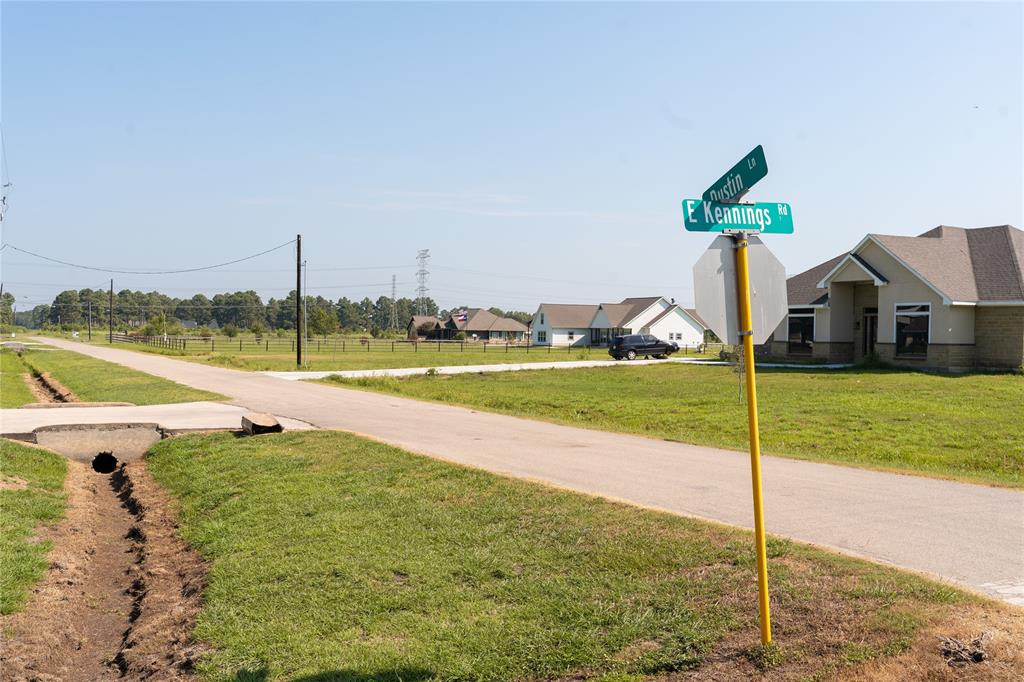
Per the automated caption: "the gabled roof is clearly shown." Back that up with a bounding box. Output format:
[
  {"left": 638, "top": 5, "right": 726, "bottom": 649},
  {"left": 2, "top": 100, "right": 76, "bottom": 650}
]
[
  {"left": 487, "top": 316, "right": 529, "bottom": 332},
  {"left": 683, "top": 308, "right": 707, "bottom": 328},
  {"left": 787, "top": 253, "right": 846, "bottom": 306},
  {"left": 619, "top": 297, "right": 662, "bottom": 319},
  {"left": 870, "top": 225, "right": 1024, "bottom": 303},
  {"left": 538, "top": 304, "right": 600, "bottom": 328},
  {"left": 409, "top": 315, "right": 440, "bottom": 331},
  {"left": 816, "top": 252, "right": 889, "bottom": 288},
  {"left": 645, "top": 304, "right": 707, "bottom": 330},
  {"left": 596, "top": 304, "right": 634, "bottom": 327},
  {"left": 449, "top": 308, "right": 528, "bottom": 333}
]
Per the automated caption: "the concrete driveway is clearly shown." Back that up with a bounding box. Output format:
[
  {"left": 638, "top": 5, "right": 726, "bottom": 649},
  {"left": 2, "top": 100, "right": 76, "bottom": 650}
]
[{"left": 25, "top": 337, "right": 1024, "bottom": 606}]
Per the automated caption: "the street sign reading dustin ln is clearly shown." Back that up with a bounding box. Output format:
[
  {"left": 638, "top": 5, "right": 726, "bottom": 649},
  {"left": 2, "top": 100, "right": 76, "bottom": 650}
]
[
  {"left": 702, "top": 144, "right": 767, "bottom": 203},
  {"left": 682, "top": 199, "right": 794, "bottom": 234}
]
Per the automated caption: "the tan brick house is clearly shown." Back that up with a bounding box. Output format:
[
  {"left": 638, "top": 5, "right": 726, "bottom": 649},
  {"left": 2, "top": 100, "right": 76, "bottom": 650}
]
[{"left": 768, "top": 225, "right": 1024, "bottom": 370}]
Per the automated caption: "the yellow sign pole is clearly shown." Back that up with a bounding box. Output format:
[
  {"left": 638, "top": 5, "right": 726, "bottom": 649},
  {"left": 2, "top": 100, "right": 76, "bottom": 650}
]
[{"left": 733, "top": 232, "right": 772, "bottom": 645}]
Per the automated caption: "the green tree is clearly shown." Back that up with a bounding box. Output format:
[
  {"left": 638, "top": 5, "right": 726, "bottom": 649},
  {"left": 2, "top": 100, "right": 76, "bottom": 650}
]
[
  {"left": 50, "top": 290, "right": 81, "bottom": 328},
  {"left": 0, "top": 291, "right": 14, "bottom": 326},
  {"left": 308, "top": 307, "right": 337, "bottom": 338}
]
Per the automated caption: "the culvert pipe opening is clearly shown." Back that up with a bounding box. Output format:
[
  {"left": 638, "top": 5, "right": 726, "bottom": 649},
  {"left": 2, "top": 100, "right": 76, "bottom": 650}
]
[{"left": 92, "top": 451, "right": 119, "bottom": 474}]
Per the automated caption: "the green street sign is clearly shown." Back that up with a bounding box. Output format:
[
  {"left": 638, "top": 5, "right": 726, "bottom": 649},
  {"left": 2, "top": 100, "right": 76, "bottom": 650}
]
[
  {"left": 702, "top": 145, "right": 767, "bottom": 203},
  {"left": 682, "top": 199, "right": 794, "bottom": 234}
]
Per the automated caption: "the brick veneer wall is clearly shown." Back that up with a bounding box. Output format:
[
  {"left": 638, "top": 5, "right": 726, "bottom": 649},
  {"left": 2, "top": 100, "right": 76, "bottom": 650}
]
[
  {"left": 875, "top": 342, "right": 977, "bottom": 370},
  {"left": 975, "top": 307, "right": 1024, "bottom": 369},
  {"left": 812, "top": 341, "right": 854, "bottom": 363}
]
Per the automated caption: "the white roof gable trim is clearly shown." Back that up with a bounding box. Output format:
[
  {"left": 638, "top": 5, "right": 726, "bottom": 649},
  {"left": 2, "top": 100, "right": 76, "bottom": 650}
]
[
  {"left": 676, "top": 307, "right": 707, "bottom": 330},
  {"left": 621, "top": 297, "right": 669, "bottom": 328},
  {"left": 816, "top": 252, "right": 888, "bottom": 289}
]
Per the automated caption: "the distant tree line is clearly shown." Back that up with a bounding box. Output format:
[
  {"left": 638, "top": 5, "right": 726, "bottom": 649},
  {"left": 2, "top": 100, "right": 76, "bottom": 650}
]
[{"left": 5, "top": 287, "right": 531, "bottom": 337}]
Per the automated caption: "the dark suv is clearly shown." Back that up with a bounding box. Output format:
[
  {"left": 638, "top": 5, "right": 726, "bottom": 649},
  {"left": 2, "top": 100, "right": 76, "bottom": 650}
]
[{"left": 608, "top": 334, "right": 679, "bottom": 360}]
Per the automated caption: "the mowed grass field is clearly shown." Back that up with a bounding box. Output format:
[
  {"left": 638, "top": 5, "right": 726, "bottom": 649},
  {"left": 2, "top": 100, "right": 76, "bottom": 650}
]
[
  {"left": 147, "top": 431, "right": 1022, "bottom": 681},
  {"left": 96, "top": 339, "right": 621, "bottom": 371},
  {"left": 325, "top": 364, "right": 1024, "bottom": 487},
  {"left": 0, "top": 439, "right": 66, "bottom": 614},
  {"left": 0, "top": 350, "right": 37, "bottom": 408},
  {"left": 12, "top": 348, "right": 225, "bottom": 405},
  {"left": 84, "top": 338, "right": 685, "bottom": 371}
]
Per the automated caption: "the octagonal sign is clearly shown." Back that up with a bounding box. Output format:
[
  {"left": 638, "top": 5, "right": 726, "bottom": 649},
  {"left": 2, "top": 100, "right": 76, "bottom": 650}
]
[{"left": 693, "top": 235, "right": 788, "bottom": 346}]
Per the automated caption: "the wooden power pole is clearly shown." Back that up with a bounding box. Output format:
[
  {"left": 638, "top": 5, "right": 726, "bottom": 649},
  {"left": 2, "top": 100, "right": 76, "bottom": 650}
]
[
  {"left": 108, "top": 279, "right": 113, "bottom": 344},
  {"left": 295, "top": 234, "right": 302, "bottom": 367}
]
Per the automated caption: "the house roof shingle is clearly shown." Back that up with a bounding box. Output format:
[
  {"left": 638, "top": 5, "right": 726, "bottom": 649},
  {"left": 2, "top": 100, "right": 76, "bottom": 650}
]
[
  {"left": 619, "top": 297, "right": 662, "bottom": 319},
  {"left": 683, "top": 308, "right": 707, "bottom": 328},
  {"left": 597, "top": 304, "right": 635, "bottom": 327},
  {"left": 871, "top": 225, "right": 1024, "bottom": 302},
  {"left": 449, "top": 308, "right": 529, "bottom": 333},
  {"left": 409, "top": 315, "right": 439, "bottom": 329},
  {"left": 787, "top": 253, "right": 846, "bottom": 306},
  {"left": 539, "top": 304, "right": 600, "bottom": 328}
]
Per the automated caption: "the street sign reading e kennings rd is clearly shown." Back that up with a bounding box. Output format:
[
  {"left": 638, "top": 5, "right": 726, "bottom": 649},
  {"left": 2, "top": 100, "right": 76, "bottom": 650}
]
[
  {"left": 682, "top": 199, "right": 794, "bottom": 234},
  {"left": 702, "top": 144, "right": 767, "bottom": 203}
]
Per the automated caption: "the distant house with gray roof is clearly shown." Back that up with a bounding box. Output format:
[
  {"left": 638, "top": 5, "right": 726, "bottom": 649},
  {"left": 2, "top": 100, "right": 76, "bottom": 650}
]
[
  {"left": 409, "top": 309, "right": 528, "bottom": 341},
  {"left": 769, "top": 224, "right": 1024, "bottom": 370},
  {"left": 531, "top": 297, "right": 706, "bottom": 347}
]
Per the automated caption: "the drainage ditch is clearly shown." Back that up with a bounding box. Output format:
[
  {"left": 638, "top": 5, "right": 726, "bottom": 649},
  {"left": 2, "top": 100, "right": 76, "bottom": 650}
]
[{"left": 1, "top": 450, "right": 208, "bottom": 679}]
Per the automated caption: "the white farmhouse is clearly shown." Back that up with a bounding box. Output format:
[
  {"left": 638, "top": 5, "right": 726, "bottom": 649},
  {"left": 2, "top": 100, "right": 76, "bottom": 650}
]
[{"left": 531, "top": 297, "right": 707, "bottom": 347}]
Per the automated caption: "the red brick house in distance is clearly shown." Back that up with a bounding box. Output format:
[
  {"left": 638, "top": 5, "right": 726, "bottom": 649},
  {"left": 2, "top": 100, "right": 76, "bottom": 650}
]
[
  {"left": 407, "top": 309, "right": 529, "bottom": 342},
  {"left": 769, "top": 225, "right": 1024, "bottom": 370}
]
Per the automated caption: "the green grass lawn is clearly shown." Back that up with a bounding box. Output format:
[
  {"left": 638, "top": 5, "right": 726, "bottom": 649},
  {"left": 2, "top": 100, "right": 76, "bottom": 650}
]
[
  {"left": 147, "top": 430, "right": 988, "bottom": 681},
  {"left": 17, "top": 348, "right": 225, "bottom": 405},
  {"left": 323, "top": 364, "right": 1024, "bottom": 487},
  {"left": 0, "top": 439, "right": 66, "bottom": 614},
  {"left": 1, "top": 350, "right": 36, "bottom": 408},
  {"left": 84, "top": 339, "right": 651, "bottom": 371}
]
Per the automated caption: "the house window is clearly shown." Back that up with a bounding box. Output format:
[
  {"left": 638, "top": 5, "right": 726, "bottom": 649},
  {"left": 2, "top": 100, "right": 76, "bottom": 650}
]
[
  {"left": 540, "top": 313, "right": 544, "bottom": 325},
  {"left": 894, "top": 304, "right": 929, "bottom": 357},
  {"left": 537, "top": 331, "right": 547, "bottom": 343},
  {"left": 787, "top": 307, "right": 815, "bottom": 355}
]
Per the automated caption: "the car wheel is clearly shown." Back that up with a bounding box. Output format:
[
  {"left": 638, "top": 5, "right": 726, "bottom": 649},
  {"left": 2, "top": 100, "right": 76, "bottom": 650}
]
[{"left": 626, "top": 350, "right": 637, "bottom": 360}]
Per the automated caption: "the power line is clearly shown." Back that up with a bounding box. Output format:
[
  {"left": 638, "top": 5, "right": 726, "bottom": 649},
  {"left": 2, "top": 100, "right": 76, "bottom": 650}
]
[
  {"left": 0, "top": 259, "right": 414, "bottom": 274},
  {"left": 0, "top": 238, "right": 296, "bottom": 275}
]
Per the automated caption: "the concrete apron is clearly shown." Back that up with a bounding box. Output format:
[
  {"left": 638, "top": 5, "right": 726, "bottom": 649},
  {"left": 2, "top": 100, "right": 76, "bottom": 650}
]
[{"left": 26, "top": 423, "right": 164, "bottom": 464}]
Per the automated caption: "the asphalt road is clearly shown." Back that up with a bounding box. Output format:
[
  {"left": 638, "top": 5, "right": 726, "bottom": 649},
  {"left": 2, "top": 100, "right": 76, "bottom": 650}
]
[{"left": 27, "top": 337, "right": 1024, "bottom": 606}]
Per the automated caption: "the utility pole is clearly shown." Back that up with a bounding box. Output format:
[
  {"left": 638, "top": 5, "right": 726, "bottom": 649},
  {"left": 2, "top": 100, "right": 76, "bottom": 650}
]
[
  {"left": 302, "top": 260, "right": 309, "bottom": 368},
  {"left": 389, "top": 274, "right": 397, "bottom": 330},
  {"left": 295, "top": 234, "right": 302, "bottom": 367},
  {"left": 415, "top": 249, "right": 430, "bottom": 316},
  {"left": 87, "top": 298, "right": 92, "bottom": 341},
  {"left": 108, "top": 279, "right": 113, "bottom": 344}
]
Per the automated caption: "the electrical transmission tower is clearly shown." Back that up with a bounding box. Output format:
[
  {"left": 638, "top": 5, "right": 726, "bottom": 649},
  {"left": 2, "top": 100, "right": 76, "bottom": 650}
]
[
  {"left": 388, "top": 274, "right": 398, "bottom": 329},
  {"left": 415, "top": 249, "right": 430, "bottom": 315}
]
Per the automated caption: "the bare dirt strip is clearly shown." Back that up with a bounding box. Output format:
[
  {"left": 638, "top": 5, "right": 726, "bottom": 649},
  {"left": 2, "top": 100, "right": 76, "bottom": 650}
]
[
  {"left": 1, "top": 458, "right": 207, "bottom": 680},
  {"left": 22, "top": 371, "right": 78, "bottom": 404}
]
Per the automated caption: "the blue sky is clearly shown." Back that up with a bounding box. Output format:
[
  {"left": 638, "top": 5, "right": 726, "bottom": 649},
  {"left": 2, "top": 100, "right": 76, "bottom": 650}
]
[{"left": 2, "top": 1, "right": 1021, "bottom": 312}]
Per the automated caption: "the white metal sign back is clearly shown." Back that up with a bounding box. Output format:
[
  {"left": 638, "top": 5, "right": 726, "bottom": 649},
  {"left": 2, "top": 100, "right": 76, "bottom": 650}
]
[{"left": 693, "top": 235, "right": 788, "bottom": 345}]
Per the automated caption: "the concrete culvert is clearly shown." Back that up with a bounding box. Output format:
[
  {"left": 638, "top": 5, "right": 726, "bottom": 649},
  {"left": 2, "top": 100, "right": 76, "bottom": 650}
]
[{"left": 92, "top": 451, "right": 119, "bottom": 474}]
